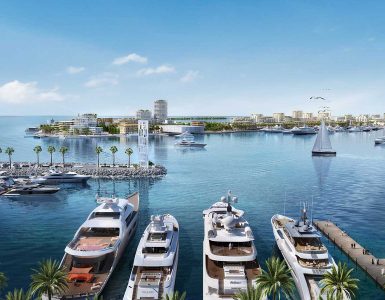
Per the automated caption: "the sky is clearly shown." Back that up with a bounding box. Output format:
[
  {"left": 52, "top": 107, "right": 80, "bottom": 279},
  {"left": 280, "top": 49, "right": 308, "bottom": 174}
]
[{"left": 0, "top": 0, "right": 385, "bottom": 116}]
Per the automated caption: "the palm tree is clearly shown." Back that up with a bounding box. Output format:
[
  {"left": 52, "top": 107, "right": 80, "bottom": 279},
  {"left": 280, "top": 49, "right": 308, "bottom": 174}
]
[
  {"left": 95, "top": 146, "right": 103, "bottom": 168},
  {"left": 163, "top": 290, "right": 186, "bottom": 300},
  {"left": 320, "top": 262, "right": 359, "bottom": 299},
  {"left": 47, "top": 146, "right": 56, "bottom": 166},
  {"left": 30, "top": 259, "right": 68, "bottom": 300},
  {"left": 5, "top": 288, "right": 31, "bottom": 300},
  {"left": 125, "top": 148, "right": 133, "bottom": 167},
  {"left": 233, "top": 287, "right": 264, "bottom": 300},
  {"left": 256, "top": 257, "right": 295, "bottom": 300},
  {"left": 0, "top": 272, "right": 8, "bottom": 295},
  {"left": 5, "top": 147, "right": 14, "bottom": 169},
  {"left": 110, "top": 146, "right": 118, "bottom": 166},
  {"left": 33, "top": 145, "right": 42, "bottom": 166},
  {"left": 59, "top": 146, "right": 69, "bottom": 166}
]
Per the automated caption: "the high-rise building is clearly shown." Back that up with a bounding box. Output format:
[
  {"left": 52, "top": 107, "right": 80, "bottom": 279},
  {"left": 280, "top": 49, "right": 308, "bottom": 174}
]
[
  {"left": 292, "top": 110, "right": 303, "bottom": 119},
  {"left": 154, "top": 100, "right": 168, "bottom": 123},
  {"left": 303, "top": 112, "right": 313, "bottom": 120},
  {"left": 273, "top": 113, "right": 285, "bottom": 122},
  {"left": 136, "top": 109, "right": 152, "bottom": 120}
]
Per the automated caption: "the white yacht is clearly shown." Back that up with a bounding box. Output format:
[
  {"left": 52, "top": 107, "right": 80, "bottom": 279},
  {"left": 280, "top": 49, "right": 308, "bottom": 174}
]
[
  {"left": 203, "top": 191, "right": 262, "bottom": 300},
  {"left": 291, "top": 126, "right": 317, "bottom": 135},
  {"left": 0, "top": 176, "right": 60, "bottom": 198},
  {"left": 31, "top": 170, "right": 91, "bottom": 184},
  {"left": 375, "top": 137, "right": 385, "bottom": 145},
  {"left": 123, "top": 214, "right": 179, "bottom": 300},
  {"left": 262, "top": 125, "right": 284, "bottom": 133},
  {"left": 312, "top": 120, "right": 336, "bottom": 156},
  {"left": 57, "top": 192, "right": 139, "bottom": 299},
  {"left": 348, "top": 126, "right": 362, "bottom": 132},
  {"left": 175, "top": 133, "right": 206, "bottom": 148},
  {"left": 271, "top": 205, "right": 335, "bottom": 300}
]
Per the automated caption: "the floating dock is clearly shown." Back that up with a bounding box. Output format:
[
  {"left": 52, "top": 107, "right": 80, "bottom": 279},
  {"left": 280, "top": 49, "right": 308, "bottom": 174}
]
[{"left": 314, "top": 220, "right": 385, "bottom": 289}]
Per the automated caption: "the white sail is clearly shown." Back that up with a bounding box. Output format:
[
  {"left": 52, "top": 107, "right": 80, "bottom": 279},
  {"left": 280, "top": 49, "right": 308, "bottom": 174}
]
[{"left": 312, "top": 120, "right": 334, "bottom": 152}]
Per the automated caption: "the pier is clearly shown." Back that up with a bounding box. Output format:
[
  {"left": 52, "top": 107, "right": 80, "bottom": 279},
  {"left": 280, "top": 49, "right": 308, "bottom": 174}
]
[{"left": 314, "top": 220, "right": 385, "bottom": 289}]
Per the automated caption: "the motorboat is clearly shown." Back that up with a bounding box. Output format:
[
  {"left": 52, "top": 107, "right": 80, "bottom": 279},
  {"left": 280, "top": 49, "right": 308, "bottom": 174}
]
[
  {"left": 362, "top": 126, "right": 372, "bottom": 132},
  {"left": 203, "top": 191, "right": 262, "bottom": 300},
  {"left": 271, "top": 205, "right": 335, "bottom": 300},
  {"left": 374, "top": 137, "right": 385, "bottom": 145},
  {"left": 348, "top": 126, "right": 362, "bottom": 132},
  {"left": 57, "top": 192, "right": 139, "bottom": 299},
  {"left": 291, "top": 126, "right": 317, "bottom": 135},
  {"left": 282, "top": 129, "right": 293, "bottom": 134},
  {"left": 175, "top": 133, "right": 206, "bottom": 148},
  {"left": 262, "top": 125, "right": 284, "bottom": 133},
  {"left": 333, "top": 126, "right": 346, "bottom": 132},
  {"left": 0, "top": 176, "right": 60, "bottom": 198},
  {"left": 24, "top": 127, "right": 40, "bottom": 137},
  {"left": 123, "top": 214, "right": 179, "bottom": 300},
  {"left": 312, "top": 121, "right": 336, "bottom": 156},
  {"left": 31, "top": 170, "right": 91, "bottom": 184}
]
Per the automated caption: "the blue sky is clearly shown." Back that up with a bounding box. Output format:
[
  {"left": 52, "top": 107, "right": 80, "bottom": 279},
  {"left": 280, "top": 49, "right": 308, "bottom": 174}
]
[{"left": 0, "top": 0, "right": 384, "bottom": 116}]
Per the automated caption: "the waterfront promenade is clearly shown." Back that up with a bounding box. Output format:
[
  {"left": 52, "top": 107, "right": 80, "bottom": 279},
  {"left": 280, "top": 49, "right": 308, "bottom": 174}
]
[{"left": 314, "top": 220, "right": 385, "bottom": 289}]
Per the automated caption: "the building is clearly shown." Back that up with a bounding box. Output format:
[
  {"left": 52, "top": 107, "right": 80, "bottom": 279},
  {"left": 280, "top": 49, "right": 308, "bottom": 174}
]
[
  {"left": 160, "top": 124, "right": 204, "bottom": 134},
  {"left": 292, "top": 110, "right": 303, "bottom": 120},
  {"left": 136, "top": 109, "right": 152, "bottom": 120},
  {"left": 97, "top": 117, "right": 114, "bottom": 125},
  {"left": 318, "top": 111, "right": 331, "bottom": 121},
  {"left": 154, "top": 100, "right": 168, "bottom": 123},
  {"left": 70, "top": 113, "right": 102, "bottom": 134},
  {"left": 356, "top": 114, "right": 369, "bottom": 123},
  {"left": 344, "top": 114, "right": 354, "bottom": 122},
  {"left": 119, "top": 119, "right": 138, "bottom": 134},
  {"left": 251, "top": 114, "right": 264, "bottom": 123},
  {"left": 303, "top": 113, "right": 314, "bottom": 121},
  {"left": 231, "top": 117, "right": 255, "bottom": 124},
  {"left": 273, "top": 113, "right": 285, "bottom": 123}
]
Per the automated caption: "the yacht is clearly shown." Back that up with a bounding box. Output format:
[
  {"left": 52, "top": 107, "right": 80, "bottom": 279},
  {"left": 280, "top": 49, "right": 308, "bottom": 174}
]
[
  {"left": 375, "top": 137, "right": 385, "bottom": 145},
  {"left": 333, "top": 126, "right": 346, "bottom": 132},
  {"left": 348, "top": 126, "right": 362, "bottom": 132},
  {"left": 175, "top": 133, "right": 206, "bottom": 148},
  {"left": 0, "top": 176, "right": 60, "bottom": 198},
  {"left": 291, "top": 126, "right": 317, "bottom": 135},
  {"left": 203, "top": 191, "right": 262, "bottom": 300},
  {"left": 58, "top": 192, "right": 139, "bottom": 299},
  {"left": 312, "top": 120, "right": 336, "bottom": 156},
  {"left": 271, "top": 205, "right": 335, "bottom": 300},
  {"left": 25, "top": 127, "right": 40, "bottom": 136},
  {"left": 123, "top": 214, "right": 179, "bottom": 300},
  {"left": 31, "top": 170, "right": 91, "bottom": 184},
  {"left": 262, "top": 125, "right": 284, "bottom": 133}
]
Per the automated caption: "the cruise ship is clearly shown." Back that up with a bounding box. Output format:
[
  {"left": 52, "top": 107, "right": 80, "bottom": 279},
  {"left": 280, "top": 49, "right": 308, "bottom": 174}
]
[
  {"left": 31, "top": 170, "right": 91, "bottom": 184},
  {"left": 57, "top": 192, "right": 139, "bottom": 299},
  {"left": 123, "top": 214, "right": 179, "bottom": 300},
  {"left": 271, "top": 205, "right": 335, "bottom": 300},
  {"left": 203, "top": 191, "right": 262, "bottom": 300}
]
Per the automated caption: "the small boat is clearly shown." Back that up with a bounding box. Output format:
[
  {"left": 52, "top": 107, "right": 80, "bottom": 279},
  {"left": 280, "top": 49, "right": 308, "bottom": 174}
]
[
  {"left": 123, "top": 214, "right": 179, "bottom": 300},
  {"left": 291, "top": 126, "right": 317, "bottom": 135},
  {"left": 271, "top": 204, "right": 335, "bottom": 300},
  {"left": 57, "top": 193, "right": 139, "bottom": 299},
  {"left": 202, "top": 191, "right": 262, "bottom": 299},
  {"left": 333, "top": 126, "right": 346, "bottom": 132},
  {"left": 362, "top": 126, "right": 372, "bottom": 132},
  {"left": 348, "top": 126, "right": 362, "bottom": 132},
  {"left": 374, "top": 137, "right": 385, "bottom": 145},
  {"left": 282, "top": 129, "right": 293, "bottom": 134},
  {"left": 31, "top": 170, "right": 91, "bottom": 184},
  {"left": 175, "top": 133, "right": 206, "bottom": 148},
  {"left": 312, "top": 120, "right": 336, "bottom": 156}
]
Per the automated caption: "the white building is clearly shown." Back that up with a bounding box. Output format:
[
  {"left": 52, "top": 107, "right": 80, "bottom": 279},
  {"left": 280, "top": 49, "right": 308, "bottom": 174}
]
[
  {"left": 70, "top": 113, "right": 102, "bottom": 134},
  {"left": 356, "top": 114, "right": 369, "bottom": 123},
  {"left": 251, "top": 114, "right": 264, "bottom": 122},
  {"left": 154, "top": 100, "right": 168, "bottom": 123},
  {"left": 160, "top": 124, "right": 204, "bottom": 134},
  {"left": 292, "top": 110, "right": 303, "bottom": 119},
  {"left": 273, "top": 113, "right": 285, "bottom": 122},
  {"left": 318, "top": 111, "right": 331, "bottom": 121},
  {"left": 303, "top": 112, "right": 314, "bottom": 120},
  {"left": 136, "top": 109, "right": 152, "bottom": 120}
]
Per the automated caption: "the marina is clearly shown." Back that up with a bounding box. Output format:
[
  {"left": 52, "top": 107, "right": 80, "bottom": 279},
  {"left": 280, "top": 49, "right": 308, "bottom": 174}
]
[{"left": 314, "top": 220, "right": 385, "bottom": 289}]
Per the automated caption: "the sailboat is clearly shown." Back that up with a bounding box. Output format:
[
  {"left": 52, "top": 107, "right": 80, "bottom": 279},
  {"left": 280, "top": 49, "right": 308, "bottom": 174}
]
[{"left": 312, "top": 120, "right": 336, "bottom": 156}]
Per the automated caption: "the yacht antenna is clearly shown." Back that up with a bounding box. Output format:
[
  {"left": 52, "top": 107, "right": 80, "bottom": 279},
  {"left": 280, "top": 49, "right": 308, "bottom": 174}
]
[
  {"left": 311, "top": 196, "right": 314, "bottom": 223},
  {"left": 284, "top": 190, "right": 286, "bottom": 216}
]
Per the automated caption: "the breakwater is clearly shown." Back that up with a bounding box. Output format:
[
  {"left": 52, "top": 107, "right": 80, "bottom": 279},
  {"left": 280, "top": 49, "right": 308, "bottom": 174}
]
[{"left": 0, "top": 162, "right": 167, "bottom": 179}]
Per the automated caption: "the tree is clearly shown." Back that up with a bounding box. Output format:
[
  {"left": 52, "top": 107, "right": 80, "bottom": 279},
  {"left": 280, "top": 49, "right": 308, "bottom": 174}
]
[
  {"left": 59, "top": 146, "right": 69, "bottom": 166},
  {"left": 320, "top": 262, "right": 359, "bottom": 299},
  {"left": 110, "top": 146, "right": 118, "bottom": 166},
  {"left": 95, "top": 146, "right": 103, "bottom": 168},
  {"left": 47, "top": 146, "right": 56, "bottom": 166},
  {"left": 233, "top": 287, "right": 264, "bottom": 300},
  {"left": 256, "top": 257, "right": 295, "bottom": 300},
  {"left": 0, "top": 272, "right": 8, "bottom": 295},
  {"left": 163, "top": 291, "right": 186, "bottom": 300},
  {"left": 33, "top": 145, "right": 42, "bottom": 166},
  {"left": 5, "top": 288, "right": 31, "bottom": 300},
  {"left": 125, "top": 148, "right": 133, "bottom": 167},
  {"left": 5, "top": 147, "right": 14, "bottom": 169},
  {"left": 30, "top": 259, "right": 68, "bottom": 300}
]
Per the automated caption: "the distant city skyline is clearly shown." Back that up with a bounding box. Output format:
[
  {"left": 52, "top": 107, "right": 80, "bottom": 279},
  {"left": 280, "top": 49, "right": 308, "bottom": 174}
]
[{"left": 1, "top": 1, "right": 385, "bottom": 116}]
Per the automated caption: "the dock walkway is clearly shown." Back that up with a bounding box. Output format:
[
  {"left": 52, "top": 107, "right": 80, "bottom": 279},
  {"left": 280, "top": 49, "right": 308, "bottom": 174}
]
[{"left": 314, "top": 220, "right": 385, "bottom": 289}]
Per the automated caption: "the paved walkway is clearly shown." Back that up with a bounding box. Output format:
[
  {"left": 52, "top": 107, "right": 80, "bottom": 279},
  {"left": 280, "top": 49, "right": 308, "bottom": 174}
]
[{"left": 314, "top": 220, "right": 385, "bottom": 289}]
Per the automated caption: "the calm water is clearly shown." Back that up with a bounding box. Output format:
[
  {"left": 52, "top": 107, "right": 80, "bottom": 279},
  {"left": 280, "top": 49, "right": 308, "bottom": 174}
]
[{"left": 1, "top": 116, "right": 385, "bottom": 299}]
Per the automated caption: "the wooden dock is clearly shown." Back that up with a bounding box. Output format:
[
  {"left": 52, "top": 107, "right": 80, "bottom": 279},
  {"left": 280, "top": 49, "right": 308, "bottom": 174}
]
[{"left": 314, "top": 220, "right": 385, "bottom": 289}]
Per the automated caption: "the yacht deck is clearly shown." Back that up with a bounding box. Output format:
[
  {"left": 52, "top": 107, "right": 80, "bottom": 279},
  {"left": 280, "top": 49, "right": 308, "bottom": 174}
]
[{"left": 206, "top": 256, "right": 260, "bottom": 281}]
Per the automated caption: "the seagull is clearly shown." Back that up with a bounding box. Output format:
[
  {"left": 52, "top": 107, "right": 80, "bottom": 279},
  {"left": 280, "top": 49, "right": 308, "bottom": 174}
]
[{"left": 309, "top": 96, "right": 326, "bottom": 101}]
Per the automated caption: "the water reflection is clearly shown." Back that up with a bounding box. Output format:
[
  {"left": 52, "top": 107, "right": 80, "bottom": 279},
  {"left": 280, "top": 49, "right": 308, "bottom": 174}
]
[{"left": 312, "top": 156, "right": 333, "bottom": 187}]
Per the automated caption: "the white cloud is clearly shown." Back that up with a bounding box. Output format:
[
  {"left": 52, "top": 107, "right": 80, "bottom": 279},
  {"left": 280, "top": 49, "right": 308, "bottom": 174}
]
[
  {"left": 85, "top": 73, "right": 119, "bottom": 88},
  {"left": 137, "top": 65, "right": 175, "bottom": 76},
  {"left": 66, "top": 66, "right": 85, "bottom": 74},
  {"left": 0, "top": 80, "right": 64, "bottom": 104},
  {"left": 180, "top": 70, "right": 199, "bottom": 83},
  {"left": 113, "top": 53, "right": 148, "bottom": 65}
]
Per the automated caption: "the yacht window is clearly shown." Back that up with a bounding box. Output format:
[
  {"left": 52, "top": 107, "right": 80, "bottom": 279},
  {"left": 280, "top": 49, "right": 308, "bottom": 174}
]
[
  {"left": 93, "top": 212, "right": 120, "bottom": 219},
  {"left": 125, "top": 212, "right": 135, "bottom": 226},
  {"left": 142, "top": 247, "right": 168, "bottom": 254},
  {"left": 148, "top": 232, "right": 167, "bottom": 242}
]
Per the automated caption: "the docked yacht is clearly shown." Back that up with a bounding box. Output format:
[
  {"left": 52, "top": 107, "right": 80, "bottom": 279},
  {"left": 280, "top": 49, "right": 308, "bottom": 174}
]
[
  {"left": 262, "top": 125, "right": 284, "bottom": 133},
  {"left": 203, "top": 191, "right": 262, "bottom": 300},
  {"left": 57, "top": 192, "right": 139, "bottom": 299},
  {"left": 0, "top": 176, "right": 60, "bottom": 198},
  {"left": 348, "top": 126, "right": 362, "bottom": 132},
  {"left": 291, "top": 126, "right": 317, "bottom": 135},
  {"left": 123, "top": 214, "right": 179, "bottom": 300},
  {"left": 175, "top": 133, "right": 206, "bottom": 148},
  {"left": 31, "top": 170, "right": 91, "bottom": 184},
  {"left": 271, "top": 205, "right": 335, "bottom": 300},
  {"left": 375, "top": 137, "right": 385, "bottom": 145}
]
